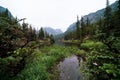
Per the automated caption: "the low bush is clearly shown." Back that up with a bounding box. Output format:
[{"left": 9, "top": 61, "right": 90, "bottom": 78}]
[
  {"left": 0, "top": 47, "right": 33, "bottom": 80},
  {"left": 81, "top": 40, "right": 106, "bottom": 51}
]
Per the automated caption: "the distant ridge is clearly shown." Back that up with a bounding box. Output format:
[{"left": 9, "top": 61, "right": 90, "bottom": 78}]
[
  {"left": 0, "top": 6, "right": 14, "bottom": 18},
  {"left": 43, "top": 27, "right": 63, "bottom": 35},
  {"left": 65, "top": 1, "right": 118, "bottom": 33}
]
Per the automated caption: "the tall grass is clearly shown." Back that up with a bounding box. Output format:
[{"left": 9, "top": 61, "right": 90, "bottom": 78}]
[
  {"left": 81, "top": 40, "right": 106, "bottom": 51},
  {"left": 11, "top": 45, "right": 82, "bottom": 80}
]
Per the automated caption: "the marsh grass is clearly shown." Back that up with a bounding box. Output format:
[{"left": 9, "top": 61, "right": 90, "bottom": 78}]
[
  {"left": 80, "top": 40, "right": 106, "bottom": 51},
  {"left": 12, "top": 45, "right": 84, "bottom": 80}
]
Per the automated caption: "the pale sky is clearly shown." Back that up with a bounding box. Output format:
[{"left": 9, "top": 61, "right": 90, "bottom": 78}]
[{"left": 0, "top": 0, "right": 116, "bottom": 32}]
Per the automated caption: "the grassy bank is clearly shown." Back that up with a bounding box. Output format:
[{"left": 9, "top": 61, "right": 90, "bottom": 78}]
[
  {"left": 11, "top": 45, "right": 86, "bottom": 80},
  {"left": 62, "top": 40, "right": 80, "bottom": 45}
]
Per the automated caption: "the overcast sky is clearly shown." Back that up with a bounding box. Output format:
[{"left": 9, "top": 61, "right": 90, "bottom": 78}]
[{"left": 0, "top": 0, "right": 116, "bottom": 32}]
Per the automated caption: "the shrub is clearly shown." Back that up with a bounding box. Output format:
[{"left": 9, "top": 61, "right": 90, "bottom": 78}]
[{"left": 81, "top": 40, "right": 106, "bottom": 51}]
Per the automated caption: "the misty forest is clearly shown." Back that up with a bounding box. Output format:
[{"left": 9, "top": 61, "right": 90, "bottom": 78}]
[{"left": 0, "top": 0, "right": 120, "bottom": 80}]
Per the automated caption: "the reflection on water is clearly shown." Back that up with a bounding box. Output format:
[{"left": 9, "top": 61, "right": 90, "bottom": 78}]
[
  {"left": 58, "top": 56, "right": 81, "bottom": 80},
  {"left": 55, "top": 40, "right": 80, "bottom": 47}
]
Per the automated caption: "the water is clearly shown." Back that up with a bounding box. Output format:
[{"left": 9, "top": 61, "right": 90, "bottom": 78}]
[
  {"left": 55, "top": 40, "right": 79, "bottom": 47},
  {"left": 58, "top": 56, "right": 81, "bottom": 80}
]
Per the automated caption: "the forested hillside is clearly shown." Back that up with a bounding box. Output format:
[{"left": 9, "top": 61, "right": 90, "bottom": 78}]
[
  {"left": 63, "top": 0, "right": 120, "bottom": 79},
  {"left": 65, "top": 1, "right": 118, "bottom": 34}
]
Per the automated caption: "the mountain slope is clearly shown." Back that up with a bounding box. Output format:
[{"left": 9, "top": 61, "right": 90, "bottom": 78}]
[
  {"left": 0, "top": 6, "right": 13, "bottom": 18},
  {"left": 43, "top": 27, "right": 63, "bottom": 35},
  {"left": 65, "top": 1, "right": 118, "bottom": 33}
]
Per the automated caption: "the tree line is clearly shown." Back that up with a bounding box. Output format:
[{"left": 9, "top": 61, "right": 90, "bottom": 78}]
[{"left": 64, "top": 0, "right": 120, "bottom": 79}]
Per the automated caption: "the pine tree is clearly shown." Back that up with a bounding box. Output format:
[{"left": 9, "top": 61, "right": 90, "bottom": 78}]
[
  {"left": 50, "top": 34, "right": 55, "bottom": 44},
  {"left": 22, "top": 22, "right": 29, "bottom": 38},
  {"left": 98, "top": 16, "right": 103, "bottom": 29},
  {"left": 86, "top": 17, "right": 90, "bottom": 27},
  {"left": 32, "top": 28, "right": 37, "bottom": 40},
  {"left": 103, "top": 0, "right": 113, "bottom": 35},
  {"left": 29, "top": 25, "right": 33, "bottom": 41},
  {"left": 80, "top": 17, "right": 85, "bottom": 42},
  {"left": 117, "top": 0, "right": 120, "bottom": 34},
  {"left": 76, "top": 15, "right": 80, "bottom": 39},
  {"left": 98, "top": 0, "right": 120, "bottom": 53},
  {"left": 85, "top": 17, "right": 90, "bottom": 35},
  {"left": 3, "top": 8, "right": 9, "bottom": 17},
  {"left": 99, "top": 0, "right": 112, "bottom": 43},
  {"left": 39, "top": 27, "right": 45, "bottom": 40},
  {"left": 114, "top": 0, "right": 120, "bottom": 36}
]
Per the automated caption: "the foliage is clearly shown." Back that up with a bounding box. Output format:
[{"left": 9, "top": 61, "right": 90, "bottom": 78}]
[
  {"left": 38, "top": 27, "right": 45, "bottom": 40},
  {"left": 0, "top": 8, "right": 55, "bottom": 80},
  {"left": 1, "top": 0, "right": 120, "bottom": 79},
  {"left": 81, "top": 40, "right": 106, "bottom": 51},
  {"left": 76, "top": 16, "right": 80, "bottom": 40},
  {"left": 82, "top": 0, "right": 120, "bottom": 79},
  {"left": 86, "top": 47, "right": 120, "bottom": 79},
  {"left": 49, "top": 34, "right": 55, "bottom": 44},
  {"left": 63, "top": 1, "right": 120, "bottom": 79},
  {"left": 12, "top": 45, "right": 82, "bottom": 80},
  {"left": 0, "top": 47, "right": 32, "bottom": 80},
  {"left": 64, "top": 16, "right": 95, "bottom": 42}
]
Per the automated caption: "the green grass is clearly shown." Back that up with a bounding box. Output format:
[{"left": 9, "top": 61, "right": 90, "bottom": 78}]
[
  {"left": 10, "top": 40, "right": 107, "bottom": 80},
  {"left": 63, "top": 40, "right": 80, "bottom": 44},
  {"left": 11, "top": 45, "right": 84, "bottom": 80},
  {"left": 81, "top": 40, "right": 106, "bottom": 51}
]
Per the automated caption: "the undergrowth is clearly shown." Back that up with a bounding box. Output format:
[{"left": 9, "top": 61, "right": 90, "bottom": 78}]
[{"left": 11, "top": 45, "right": 84, "bottom": 80}]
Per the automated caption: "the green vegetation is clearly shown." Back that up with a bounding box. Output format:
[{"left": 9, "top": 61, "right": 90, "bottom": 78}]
[
  {"left": 11, "top": 45, "right": 83, "bottom": 80},
  {"left": 81, "top": 40, "right": 120, "bottom": 79},
  {"left": 0, "top": 8, "right": 55, "bottom": 80},
  {"left": 63, "top": 0, "right": 120, "bottom": 79},
  {"left": 0, "top": 0, "right": 120, "bottom": 80},
  {"left": 81, "top": 40, "right": 106, "bottom": 51}
]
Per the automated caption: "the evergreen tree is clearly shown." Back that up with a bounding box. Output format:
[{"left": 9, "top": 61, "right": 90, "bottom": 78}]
[
  {"left": 98, "top": 16, "right": 103, "bottom": 29},
  {"left": 99, "top": 0, "right": 112, "bottom": 43},
  {"left": 50, "top": 34, "right": 55, "bottom": 44},
  {"left": 116, "top": 0, "right": 120, "bottom": 35},
  {"left": 104, "top": 0, "right": 112, "bottom": 27},
  {"left": 28, "top": 25, "right": 33, "bottom": 41},
  {"left": 85, "top": 17, "right": 90, "bottom": 35},
  {"left": 80, "top": 17, "right": 85, "bottom": 42},
  {"left": 22, "top": 22, "right": 28, "bottom": 33},
  {"left": 0, "top": 13, "right": 25, "bottom": 57},
  {"left": 22, "top": 21, "right": 29, "bottom": 42},
  {"left": 104, "top": 0, "right": 113, "bottom": 33},
  {"left": 114, "top": 0, "right": 120, "bottom": 36},
  {"left": 76, "top": 15, "right": 80, "bottom": 39},
  {"left": 3, "top": 8, "right": 9, "bottom": 18},
  {"left": 39, "top": 27, "right": 45, "bottom": 40},
  {"left": 86, "top": 17, "right": 90, "bottom": 27},
  {"left": 98, "top": 0, "right": 120, "bottom": 52},
  {"left": 32, "top": 28, "right": 37, "bottom": 40}
]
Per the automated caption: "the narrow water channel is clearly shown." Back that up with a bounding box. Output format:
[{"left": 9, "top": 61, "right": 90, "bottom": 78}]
[{"left": 58, "top": 56, "right": 81, "bottom": 80}]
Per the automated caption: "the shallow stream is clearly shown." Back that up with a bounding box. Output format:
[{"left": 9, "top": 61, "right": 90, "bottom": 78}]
[{"left": 58, "top": 56, "right": 81, "bottom": 80}]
